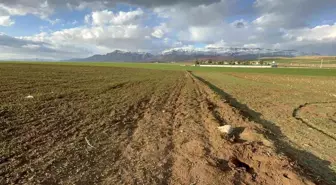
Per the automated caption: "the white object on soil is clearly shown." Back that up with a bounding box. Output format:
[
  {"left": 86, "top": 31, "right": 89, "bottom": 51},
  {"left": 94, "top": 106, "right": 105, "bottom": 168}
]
[
  {"left": 85, "top": 137, "right": 95, "bottom": 148},
  {"left": 25, "top": 95, "right": 34, "bottom": 99},
  {"left": 218, "top": 125, "right": 233, "bottom": 135}
]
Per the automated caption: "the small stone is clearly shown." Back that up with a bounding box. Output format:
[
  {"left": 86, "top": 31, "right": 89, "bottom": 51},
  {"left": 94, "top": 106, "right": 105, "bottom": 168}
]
[
  {"left": 303, "top": 143, "right": 312, "bottom": 147},
  {"left": 218, "top": 125, "right": 233, "bottom": 135},
  {"left": 25, "top": 95, "right": 34, "bottom": 99}
]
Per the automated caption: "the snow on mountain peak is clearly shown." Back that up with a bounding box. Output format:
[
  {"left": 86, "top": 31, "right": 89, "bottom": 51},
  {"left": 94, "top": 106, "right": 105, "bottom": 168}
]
[{"left": 161, "top": 47, "right": 286, "bottom": 56}]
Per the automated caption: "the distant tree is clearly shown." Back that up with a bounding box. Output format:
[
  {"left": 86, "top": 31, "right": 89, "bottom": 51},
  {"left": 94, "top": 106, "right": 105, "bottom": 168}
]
[
  {"left": 260, "top": 60, "right": 264, "bottom": 65},
  {"left": 195, "top": 60, "right": 200, "bottom": 66}
]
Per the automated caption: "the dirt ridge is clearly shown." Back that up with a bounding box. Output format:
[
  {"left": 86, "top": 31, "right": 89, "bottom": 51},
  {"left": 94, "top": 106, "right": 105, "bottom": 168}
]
[{"left": 165, "top": 72, "right": 315, "bottom": 185}]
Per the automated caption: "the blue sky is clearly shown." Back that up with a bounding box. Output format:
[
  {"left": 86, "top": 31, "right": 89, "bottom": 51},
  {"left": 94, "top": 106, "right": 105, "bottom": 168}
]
[{"left": 0, "top": 0, "right": 335, "bottom": 60}]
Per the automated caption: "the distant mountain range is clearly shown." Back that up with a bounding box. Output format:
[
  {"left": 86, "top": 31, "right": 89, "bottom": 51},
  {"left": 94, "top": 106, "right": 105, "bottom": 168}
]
[
  {"left": 66, "top": 48, "right": 320, "bottom": 62},
  {"left": 68, "top": 50, "right": 154, "bottom": 62}
]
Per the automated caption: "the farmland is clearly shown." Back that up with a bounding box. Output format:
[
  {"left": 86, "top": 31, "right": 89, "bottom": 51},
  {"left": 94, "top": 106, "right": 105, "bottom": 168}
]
[
  {"left": 1, "top": 62, "right": 335, "bottom": 185},
  {"left": 261, "top": 56, "right": 336, "bottom": 68},
  {"left": 8, "top": 61, "right": 336, "bottom": 76},
  {"left": 193, "top": 71, "right": 336, "bottom": 185}
]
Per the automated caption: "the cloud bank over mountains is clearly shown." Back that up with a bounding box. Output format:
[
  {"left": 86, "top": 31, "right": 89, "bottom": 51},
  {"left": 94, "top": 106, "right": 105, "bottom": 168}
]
[{"left": 0, "top": 0, "right": 335, "bottom": 60}]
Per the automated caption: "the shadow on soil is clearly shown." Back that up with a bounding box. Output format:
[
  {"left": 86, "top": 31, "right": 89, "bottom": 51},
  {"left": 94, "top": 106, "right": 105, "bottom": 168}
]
[{"left": 192, "top": 73, "right": 336, "bottom": 185}]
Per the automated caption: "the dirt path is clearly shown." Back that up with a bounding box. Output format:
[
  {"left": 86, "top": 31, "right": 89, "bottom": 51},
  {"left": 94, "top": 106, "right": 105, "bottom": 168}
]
[
  {"left": 166, "top": 73, "right": 314, "bottom": 185},
  {"left": 1, "top": 70, "right": 315, "bottom": 185}
]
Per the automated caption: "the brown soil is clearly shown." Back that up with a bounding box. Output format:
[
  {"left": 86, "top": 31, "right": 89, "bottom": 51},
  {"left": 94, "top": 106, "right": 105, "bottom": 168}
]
[
  {"left": 0, "top": 67, "right": 314, "bottom": 185},
  {"left": 293, "top": 102, "right": 336, "bottom": 140}
]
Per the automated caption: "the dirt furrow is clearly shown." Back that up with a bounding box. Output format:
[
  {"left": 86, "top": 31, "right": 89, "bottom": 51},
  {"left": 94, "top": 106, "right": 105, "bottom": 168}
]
[
  {"left": 169, "top": 73, "right": 227, "bottom": 185},
  {"left": 166, "top": 72, "right": 315, "bottom": 185}
]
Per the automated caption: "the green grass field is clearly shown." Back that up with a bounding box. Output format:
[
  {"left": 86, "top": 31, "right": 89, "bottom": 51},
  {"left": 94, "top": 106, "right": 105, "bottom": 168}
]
[
  {"left": 3, "top": 61, "right": 336, "bottom": 77},
  {"left": 263, "top": 58, "right": 336, "bottom": 64},
  {"left": 261, "top": 57, "right": 336, "bottom": 66}
]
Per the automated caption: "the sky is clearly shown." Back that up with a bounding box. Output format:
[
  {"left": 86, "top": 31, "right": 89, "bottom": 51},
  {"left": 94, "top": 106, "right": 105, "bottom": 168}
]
[{"left": 0, "top": 0, "right": 335, "bottom": 60}]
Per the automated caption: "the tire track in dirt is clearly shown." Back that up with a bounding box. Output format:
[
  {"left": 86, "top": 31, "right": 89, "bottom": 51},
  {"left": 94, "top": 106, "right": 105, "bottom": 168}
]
[
  {"left": 293, "top": 102, "right": 336, "bottom": 141},
  {"left": 169, "top": 73, "right": 243, "bottom": 185}
]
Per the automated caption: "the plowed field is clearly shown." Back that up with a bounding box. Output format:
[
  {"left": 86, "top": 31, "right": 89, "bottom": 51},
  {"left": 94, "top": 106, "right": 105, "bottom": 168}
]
[{"left": 1, "top": 64, "right": 314, "bottom": 185}]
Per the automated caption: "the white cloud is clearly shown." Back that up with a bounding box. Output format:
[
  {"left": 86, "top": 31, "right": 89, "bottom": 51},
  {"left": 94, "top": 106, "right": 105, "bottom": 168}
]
[
  {"left": 162, "top": 45, "right": 199, "bottom": 53},
  {"left": 0, "top": 33, "right": 87, "bottom": 60},
  {"left": 15, "top": 14, "right": 171, "bottom": 59},
  {"left": 84, "top": 14, "right": 91, "bottom": 24},
  {"left": 154, "top": 0, "right": 235, "bottom": 29},
  {"left": 206, "top": 40, "right": 227, "bottom": 49},
  {"left": 0, "top": 0, "right": 336, "bottom": 59},
  {"left": 151, "top": 23, "right": 168, "bottom": 38},
  {"left": 22, "top": 44, "right": 41, "bottom": 49},
  {"left": 250, "top": 24, "right": 336, "bottom": 54},
  {"left": 0, "top": 1, "right": 54, "bottom": 19},
  {"left": 153, "top": 1, "right": 255, "bottom": 45},
  {"left": 89, "top": 9, "right": 144, "bottom": 25},
  {"left": 177, "top": 21, "right": 255, "bottom": 45},
  {"left": 0, "top": 15, "right": 14, "bottom": 26},
  {"left": 48, "top": 18, "right": 61, "bottom": 25},
  {"left": 253, "top": 13, "right": 282, "bottom": 27},
  {"left": 286, "top": 24, "right": 336, "bottom": 41},
  {"left": 151, "top": 29, "right": 164, "bottom": 38},
  {"left": 186, "top": 26, "right": 222, "bottom": 42},
  {"left": 253, "top": 0, "right": 336, "bottom": 29},
  {"left": 69, "top": 1, "right": 108, "bottom": 10},
  {"left": 243, "top": 43, "right": 260, "bottom": 48}
]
